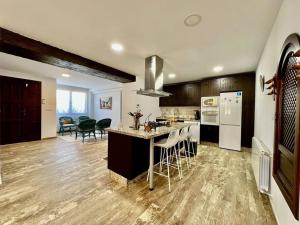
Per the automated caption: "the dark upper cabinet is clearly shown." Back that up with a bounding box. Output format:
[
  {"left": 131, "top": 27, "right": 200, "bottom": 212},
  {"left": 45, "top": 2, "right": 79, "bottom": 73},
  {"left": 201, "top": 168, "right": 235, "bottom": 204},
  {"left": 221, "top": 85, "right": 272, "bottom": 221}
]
[
  {"left": 184, "top": 83, "right": 201, "bottom": 106},
  {"left": 200, "top": 79, "right": 220, "bottom": 97},
  {"left": 160, "top": 82, "right": 201, "bottom": 106},
  {"left": 218, "top": 76, "right": 240, "bottom": 92}
]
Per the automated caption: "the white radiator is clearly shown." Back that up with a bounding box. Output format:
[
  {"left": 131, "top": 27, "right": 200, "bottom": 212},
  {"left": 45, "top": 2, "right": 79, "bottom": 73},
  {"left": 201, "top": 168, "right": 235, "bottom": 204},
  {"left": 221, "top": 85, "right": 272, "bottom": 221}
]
[{"left": 251, "top": 137, "right": 271, "bottom": 193}]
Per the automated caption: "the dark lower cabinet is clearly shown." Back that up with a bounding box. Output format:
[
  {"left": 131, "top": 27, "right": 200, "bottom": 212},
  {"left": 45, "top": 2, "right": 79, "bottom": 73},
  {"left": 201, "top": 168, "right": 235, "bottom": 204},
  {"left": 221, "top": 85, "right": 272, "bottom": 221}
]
[
  {"left": 200, "top": 125, "right": 219, "bottom": 143},
  {"left": 0, "top": 75, "right": 41, "bottom": 145}
]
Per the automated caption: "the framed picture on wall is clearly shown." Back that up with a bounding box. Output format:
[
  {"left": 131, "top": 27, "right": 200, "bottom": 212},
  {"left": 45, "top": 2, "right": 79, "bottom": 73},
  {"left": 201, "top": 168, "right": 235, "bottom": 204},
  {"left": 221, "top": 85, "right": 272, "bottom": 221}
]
[{"left": 100, "top": 97, "right": 112, "bottom": 109}]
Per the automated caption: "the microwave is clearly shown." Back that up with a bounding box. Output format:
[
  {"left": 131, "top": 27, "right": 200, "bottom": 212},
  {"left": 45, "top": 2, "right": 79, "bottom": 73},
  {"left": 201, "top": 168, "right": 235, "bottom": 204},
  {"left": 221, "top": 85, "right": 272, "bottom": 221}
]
[{"left": 201, "top": 96, "right": 219, "bottom": 107}]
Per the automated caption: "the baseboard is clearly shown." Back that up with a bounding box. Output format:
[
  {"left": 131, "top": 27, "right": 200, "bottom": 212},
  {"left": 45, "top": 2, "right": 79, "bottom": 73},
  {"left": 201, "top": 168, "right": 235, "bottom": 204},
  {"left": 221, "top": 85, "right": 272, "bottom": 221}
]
[
  {"left": 42, "top": 136, "right": 57, "bottom": 140},
  {"left": 268, "top": 195, "right": 281, "bottom": 225}
]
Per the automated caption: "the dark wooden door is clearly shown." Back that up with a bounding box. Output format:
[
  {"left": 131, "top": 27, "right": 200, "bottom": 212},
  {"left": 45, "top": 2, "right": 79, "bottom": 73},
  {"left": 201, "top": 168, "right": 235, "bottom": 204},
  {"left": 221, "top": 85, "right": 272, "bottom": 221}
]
[
  {"left": 0, "top": 75, "right": 41, "bottom": 145},
  {"left": 273, "top": 34, "right": 300, "bottom": 220}
]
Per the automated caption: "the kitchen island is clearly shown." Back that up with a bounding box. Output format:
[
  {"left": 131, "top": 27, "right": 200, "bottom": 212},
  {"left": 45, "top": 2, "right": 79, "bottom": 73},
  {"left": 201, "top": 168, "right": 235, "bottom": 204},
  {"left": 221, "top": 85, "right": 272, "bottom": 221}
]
[{"left": 106, "top": 123, "right": 189, "bottom": 190}]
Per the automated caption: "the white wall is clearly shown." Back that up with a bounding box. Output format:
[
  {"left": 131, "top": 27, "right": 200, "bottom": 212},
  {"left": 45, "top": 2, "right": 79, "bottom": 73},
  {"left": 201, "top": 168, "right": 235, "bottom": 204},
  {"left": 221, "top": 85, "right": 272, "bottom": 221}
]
[
  {"left": 93, "top": 88, "right": 122, "bottom": 127},
  {"left": 0, "top": 68, "right": 57, "bottom": 139},
  {"left": 255, "top": 0, "right": 300, "bottom": 224},
  {"left": 92, "top": 77, "right": 161, "bottom": 128},
  {"left": 121, "top": 77, "right": 161, "bottom": 127}
]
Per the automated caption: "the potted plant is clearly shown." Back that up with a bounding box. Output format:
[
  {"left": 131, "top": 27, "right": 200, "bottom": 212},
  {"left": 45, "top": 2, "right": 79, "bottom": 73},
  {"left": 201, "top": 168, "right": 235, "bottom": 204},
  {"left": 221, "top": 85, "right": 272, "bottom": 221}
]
[{"left": 128, "top": 104, "right": 143, "bottom": 130}]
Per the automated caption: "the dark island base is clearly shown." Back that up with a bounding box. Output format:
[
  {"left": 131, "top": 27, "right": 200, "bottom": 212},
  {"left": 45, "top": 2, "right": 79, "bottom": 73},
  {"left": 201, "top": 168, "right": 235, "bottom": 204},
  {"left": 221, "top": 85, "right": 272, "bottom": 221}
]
[
  {"left": 107, "top": 132, "right": 166, "bottom": 180},
  {"left": 107, "top": 132, "right": 198, "bottom": 180}
]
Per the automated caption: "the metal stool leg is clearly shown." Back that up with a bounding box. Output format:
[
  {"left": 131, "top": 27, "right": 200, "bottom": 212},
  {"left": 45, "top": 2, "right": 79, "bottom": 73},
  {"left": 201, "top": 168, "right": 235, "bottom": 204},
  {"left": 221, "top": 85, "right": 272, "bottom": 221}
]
[
  {"left": 191, "top": 139, "right": 196, "bottom": 161},
  {"left": 186, "top": 139, "right": 192, "bottom": 165},
  {"left": 173, "top": 145, "right": 182, "bottom": 179},
  {"left": 166, "top": 148, "right": 171, "bottom": 192},
  {"left": 160, "top": 147, "right": 165, "bottom": 172}
]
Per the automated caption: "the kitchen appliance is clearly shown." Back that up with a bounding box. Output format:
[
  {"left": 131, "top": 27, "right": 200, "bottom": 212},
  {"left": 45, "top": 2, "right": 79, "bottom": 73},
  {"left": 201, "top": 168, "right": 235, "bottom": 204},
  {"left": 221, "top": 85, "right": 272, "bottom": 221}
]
[
  {"left": 136, "top": 55, "right": 171, "bottom": 97},
  {"left": 194, "top": 110, "right": 200, "bottom": 120},
  {"left": 201, "top": 96, "right": 219, "bottom": 126},
  {"left": 201, "top": 96, "right": 218, "bottom": 107},
  {"left": 184, "top": 121, "right": 201, "bottom": 144},
  {"left": 219, "top": 91, "right": 242, "bottom": 151}
]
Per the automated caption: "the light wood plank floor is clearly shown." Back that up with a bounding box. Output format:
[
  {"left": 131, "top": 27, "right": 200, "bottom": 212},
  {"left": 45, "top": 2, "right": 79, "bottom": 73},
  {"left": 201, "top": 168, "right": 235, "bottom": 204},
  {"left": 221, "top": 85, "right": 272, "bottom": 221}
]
[{"left": 0, "top": 136, "right": 277, "bottom": 225}]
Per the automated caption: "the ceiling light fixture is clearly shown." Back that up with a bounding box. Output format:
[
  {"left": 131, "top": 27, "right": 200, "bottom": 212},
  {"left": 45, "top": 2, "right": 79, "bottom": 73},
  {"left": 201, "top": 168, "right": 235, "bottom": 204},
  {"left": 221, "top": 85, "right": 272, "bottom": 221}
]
[
  {"left": 184, "top": 14, "right": 202, "bottom": 27},
  {"left": 213, "top": 66, "right": 223, "bottom": 73},
  {"left": 62, "top": 73, "right": 70, "bottom": 78},
  {"left": 111, "top": 43, "right": 124, "bottom": 52},
  {"left": 168, "top": 73, "right": 176, "bottom": 79}
]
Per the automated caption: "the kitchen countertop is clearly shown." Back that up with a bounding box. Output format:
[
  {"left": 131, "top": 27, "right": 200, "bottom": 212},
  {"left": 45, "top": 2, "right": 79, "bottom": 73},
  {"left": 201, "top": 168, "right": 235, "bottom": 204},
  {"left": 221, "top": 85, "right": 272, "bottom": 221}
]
[
  {"left": 156, "top": 117, "right": 200, "bottom": 122},
  {"left": 106, "top": 123, "right": 189, "bottom": 139}
]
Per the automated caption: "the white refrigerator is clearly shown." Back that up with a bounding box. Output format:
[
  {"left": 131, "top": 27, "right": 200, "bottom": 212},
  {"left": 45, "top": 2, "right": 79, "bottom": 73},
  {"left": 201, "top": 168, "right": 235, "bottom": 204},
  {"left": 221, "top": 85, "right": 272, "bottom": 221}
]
[{"left": 219, "top": 91, "right": 242, "bottom": 151}]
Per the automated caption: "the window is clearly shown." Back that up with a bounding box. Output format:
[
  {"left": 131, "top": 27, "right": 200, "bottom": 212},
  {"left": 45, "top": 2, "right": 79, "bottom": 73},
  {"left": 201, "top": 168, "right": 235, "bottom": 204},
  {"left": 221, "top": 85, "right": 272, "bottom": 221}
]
[
  {"left": 57, "top": 90, "right": 70, "bottom": 114},
  {"left": 56, "top": 89, "right": 87, "bottom": 114},
  {"left": 71, "top": 92, "right": 87, "bottom": 113}
]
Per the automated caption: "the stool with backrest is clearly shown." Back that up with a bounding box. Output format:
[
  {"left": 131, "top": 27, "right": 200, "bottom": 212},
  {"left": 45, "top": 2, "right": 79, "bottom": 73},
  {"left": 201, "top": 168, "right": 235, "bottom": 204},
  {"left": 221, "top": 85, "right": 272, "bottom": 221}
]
[
  {"left": 177, "top": 126, "right": 191, "bottom": 170},
  {"left": 147, "top": 129, "right": 181, "bottom": 192},
  {"left": 187, "top": 125, "right": 196, "bottom": 162}
]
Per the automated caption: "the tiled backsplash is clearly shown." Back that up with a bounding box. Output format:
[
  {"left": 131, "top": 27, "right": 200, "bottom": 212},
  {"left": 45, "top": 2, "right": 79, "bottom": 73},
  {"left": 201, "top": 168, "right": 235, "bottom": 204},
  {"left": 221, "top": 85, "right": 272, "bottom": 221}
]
[{"left": 160, "top": 106, "right": 200, "bottom": 119}]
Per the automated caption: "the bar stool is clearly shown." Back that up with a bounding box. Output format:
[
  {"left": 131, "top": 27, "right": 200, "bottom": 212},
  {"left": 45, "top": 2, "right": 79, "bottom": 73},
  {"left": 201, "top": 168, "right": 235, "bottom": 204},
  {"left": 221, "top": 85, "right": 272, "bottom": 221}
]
[
  {"left": 147, "top": 129, "right": 181, "bottom": 192},
  {"left": 187, "top": 125, "right": 196, "bottom": 162},
  {"left": 177, "top": 126, "right": 191, "bottom": 170}
]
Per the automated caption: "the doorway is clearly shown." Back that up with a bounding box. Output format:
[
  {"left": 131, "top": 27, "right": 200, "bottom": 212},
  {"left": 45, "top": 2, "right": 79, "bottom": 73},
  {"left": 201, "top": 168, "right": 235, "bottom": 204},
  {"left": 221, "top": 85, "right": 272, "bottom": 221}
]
[{"left": 0, "top": 75, "right": 41, "bottom": 145}]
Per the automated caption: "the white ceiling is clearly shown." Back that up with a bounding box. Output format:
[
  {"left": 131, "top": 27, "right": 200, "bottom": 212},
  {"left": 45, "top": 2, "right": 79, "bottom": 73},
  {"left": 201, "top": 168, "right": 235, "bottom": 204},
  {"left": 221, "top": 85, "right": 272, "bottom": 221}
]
[
  {"left": 0, "top": 0, "right": 282, "bottom": 84},
  {"left": 0, "top": 53, "right": 121, "bottom": 91}
]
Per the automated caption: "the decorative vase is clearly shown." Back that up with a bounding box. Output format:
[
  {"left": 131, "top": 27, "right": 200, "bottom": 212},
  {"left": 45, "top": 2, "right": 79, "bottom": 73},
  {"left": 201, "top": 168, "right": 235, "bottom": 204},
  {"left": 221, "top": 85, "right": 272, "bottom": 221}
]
[{"left": 133, "top": 117, "right": 140, "bottom": 130}]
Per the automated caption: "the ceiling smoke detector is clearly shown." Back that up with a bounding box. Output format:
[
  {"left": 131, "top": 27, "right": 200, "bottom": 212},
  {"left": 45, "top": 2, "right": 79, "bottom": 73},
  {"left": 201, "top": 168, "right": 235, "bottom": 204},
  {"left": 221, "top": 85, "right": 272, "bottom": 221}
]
[{"left": 184, "top": 14, "right": 202, "bottom": 27}]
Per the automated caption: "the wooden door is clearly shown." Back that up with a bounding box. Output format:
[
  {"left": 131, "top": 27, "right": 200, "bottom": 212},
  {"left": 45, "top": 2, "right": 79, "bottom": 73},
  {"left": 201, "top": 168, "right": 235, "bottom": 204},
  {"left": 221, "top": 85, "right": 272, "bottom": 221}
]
[
  {"left": 273, "top": 34, "right": 300, "bottom": 220},
  {"left": 0, "top": 75, "right": 41, "bottom": 145}
]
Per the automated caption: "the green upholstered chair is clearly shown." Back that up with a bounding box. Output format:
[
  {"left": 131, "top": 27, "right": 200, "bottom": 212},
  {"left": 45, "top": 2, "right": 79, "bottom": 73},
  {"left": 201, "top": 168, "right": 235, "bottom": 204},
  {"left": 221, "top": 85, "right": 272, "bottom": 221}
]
[
  {"left": 78, "top": 116, "right": 90, "bottom": 123},
  {"left": 58, "top": 116, "right": 76, "bottom": 136},
  {"left": 96, "top": 118, "right": 112, "bottom": 139},
  {"left": 75, "top": 119, "right": 96, "bottom": 143}
]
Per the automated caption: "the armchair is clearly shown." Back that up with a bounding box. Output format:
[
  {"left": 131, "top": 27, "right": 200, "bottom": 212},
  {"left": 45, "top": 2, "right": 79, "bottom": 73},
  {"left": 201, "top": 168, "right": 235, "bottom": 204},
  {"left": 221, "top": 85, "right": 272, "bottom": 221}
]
[
  {"left": 58, "top": 116, "right": 76, "bottom": 136},
  {"left": 78, "top": 116, "right": 90, "bottom": 123},
  {"left": 96, "top": 118, "right": 112, "bottom": 139},
  {"left": 75, "top": 119, "right": 96, "bottom": 143}
]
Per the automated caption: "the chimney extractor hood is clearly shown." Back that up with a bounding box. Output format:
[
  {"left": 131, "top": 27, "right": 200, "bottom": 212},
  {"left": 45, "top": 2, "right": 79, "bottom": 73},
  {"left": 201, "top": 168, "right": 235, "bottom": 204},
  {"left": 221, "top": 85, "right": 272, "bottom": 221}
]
[{"left": 136, "top": 55, "right": 171, "bottom": 97}]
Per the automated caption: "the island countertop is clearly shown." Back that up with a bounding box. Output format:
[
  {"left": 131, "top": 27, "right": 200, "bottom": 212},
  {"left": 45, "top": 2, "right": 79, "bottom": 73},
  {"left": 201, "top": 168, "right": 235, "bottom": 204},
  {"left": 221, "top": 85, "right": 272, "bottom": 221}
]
[{"left": 106, "top": 123, "right": 189, "bottom": 139}]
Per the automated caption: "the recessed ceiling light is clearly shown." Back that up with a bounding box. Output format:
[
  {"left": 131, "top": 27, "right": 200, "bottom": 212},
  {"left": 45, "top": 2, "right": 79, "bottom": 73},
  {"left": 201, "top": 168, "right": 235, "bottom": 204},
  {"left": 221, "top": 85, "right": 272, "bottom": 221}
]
[
  {"left": 213, "top": 66, "right": 223, "bottom": 73},
  {"left": 62, "top": 73, "right": 70, "bottom": 78},
  {"left": 111, "top": 43, "right": 124, "bottom": 52},
  {"left": 168, "top": 73, "right": 176, "bottom": 79},
  {"left": 184, "top": 14, "right": 202, "bottom": 27}
]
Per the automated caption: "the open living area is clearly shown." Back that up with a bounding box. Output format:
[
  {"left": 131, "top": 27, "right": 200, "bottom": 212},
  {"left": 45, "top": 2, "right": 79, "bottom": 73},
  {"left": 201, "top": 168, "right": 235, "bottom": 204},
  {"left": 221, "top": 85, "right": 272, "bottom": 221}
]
[{"left": 0, "top": 0, "right": 300, "bottom": 225}]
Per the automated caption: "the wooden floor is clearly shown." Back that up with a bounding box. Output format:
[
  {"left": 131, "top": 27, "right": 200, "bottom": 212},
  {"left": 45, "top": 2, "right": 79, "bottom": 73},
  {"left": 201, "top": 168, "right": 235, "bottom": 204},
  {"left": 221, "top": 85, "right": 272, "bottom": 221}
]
[{"left": 0, "top": 135, "right": 277, "bottom": 225}]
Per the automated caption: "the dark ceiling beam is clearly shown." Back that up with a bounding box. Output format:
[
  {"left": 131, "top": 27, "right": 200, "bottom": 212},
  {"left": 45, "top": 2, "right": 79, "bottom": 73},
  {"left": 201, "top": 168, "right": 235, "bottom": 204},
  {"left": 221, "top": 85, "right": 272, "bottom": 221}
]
[{"left": 0, "top": 27, "right": 136, "bottom": 83}]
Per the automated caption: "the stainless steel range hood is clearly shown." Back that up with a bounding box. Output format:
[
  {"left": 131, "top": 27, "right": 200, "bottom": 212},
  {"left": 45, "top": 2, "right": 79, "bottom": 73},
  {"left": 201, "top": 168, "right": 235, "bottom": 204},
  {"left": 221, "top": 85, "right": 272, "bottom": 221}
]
[{"left": 136, "top": 55, "right": 171, "bottom": 97}]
